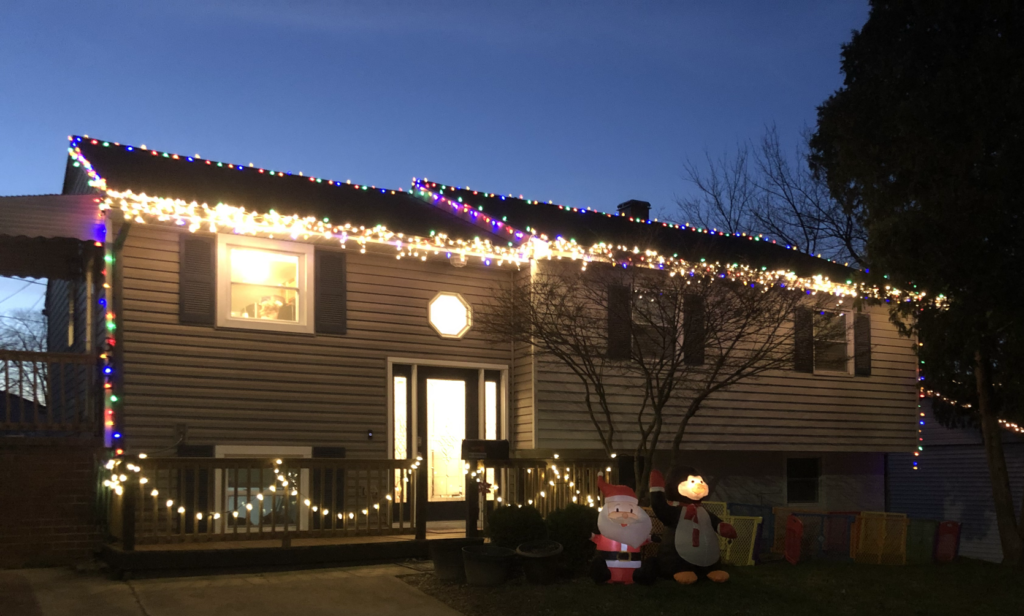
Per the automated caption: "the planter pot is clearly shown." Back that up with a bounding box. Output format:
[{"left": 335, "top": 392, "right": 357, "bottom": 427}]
[
  {"left": 516, "top": 540, "right": 564, "bottom": 585},
  {"left": 462, "top": 545, "right": 516, "bottom": 587},
  {"left": 429, "top": 537, "right": 485, "bottom": 582}
]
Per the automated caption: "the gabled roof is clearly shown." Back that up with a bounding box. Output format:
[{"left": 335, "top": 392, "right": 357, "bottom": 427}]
[
  {"left": 64, "top": 136, "right": 860, "bottom": 283},
  {"left": 411, "top": 180, "right": 854, "bottom": 279},
  {"left": 65, "top": 137, "right": 511, "bottom": 246}
]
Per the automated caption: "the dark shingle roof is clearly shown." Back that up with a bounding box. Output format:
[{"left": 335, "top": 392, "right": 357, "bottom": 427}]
[
  {"left": 412, "top": 180, "right": 854, "bottom": 279},
  {"left": 65, "top": 137, "right": 509, "bottom": 245},
  {"left": 64, "top": 137, "right": 855, "bottom": 279}
]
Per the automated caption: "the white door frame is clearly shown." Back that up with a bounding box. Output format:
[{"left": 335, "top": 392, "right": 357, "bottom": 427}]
[{"left": 386, "top": 358, "right": 509, "bottom": 461}]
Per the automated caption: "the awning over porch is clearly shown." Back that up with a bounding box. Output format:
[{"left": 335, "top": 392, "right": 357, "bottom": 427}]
[{"left": 0, "top": 195, "right": 105, "bottom": 279}]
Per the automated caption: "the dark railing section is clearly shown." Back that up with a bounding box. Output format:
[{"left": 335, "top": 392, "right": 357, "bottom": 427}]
[{"left": 0, "top": 350, "right": 99, "bottom": 433}]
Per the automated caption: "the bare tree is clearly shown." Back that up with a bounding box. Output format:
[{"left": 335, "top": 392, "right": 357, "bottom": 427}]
[
  {"left": 480, "top": 260, "right": 828, "bottom": 498},
  {"left": 0, "top": 308, "right": 49, "bottom": 407},
  {"left": 679, "top": 126, "right": 868, "bottom": 268}
]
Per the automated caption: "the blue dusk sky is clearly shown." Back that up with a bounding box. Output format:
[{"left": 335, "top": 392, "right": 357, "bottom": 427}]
[{"left": 0, "top": 0, "right": 867, "bottom": 312}]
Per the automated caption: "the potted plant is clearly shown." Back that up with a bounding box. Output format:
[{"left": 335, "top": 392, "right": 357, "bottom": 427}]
[
  {"left": 462, "top": 505, "right": 547, "bottom": 586},
  {"left": 516, "top": 539, "right": 564, "bottom": 584},
  {"left": 429, "top": 536, "right": 485, "bottom": 583},
  {"left": 462, "top": 544, "right": 517, "bottom": 587}
]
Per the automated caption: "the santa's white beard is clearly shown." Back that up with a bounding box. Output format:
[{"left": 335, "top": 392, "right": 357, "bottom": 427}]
[{"left": 597, "top": 508, "right": 652, "bottom": 547}]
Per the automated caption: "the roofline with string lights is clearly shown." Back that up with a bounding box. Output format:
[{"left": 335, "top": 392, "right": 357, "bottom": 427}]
[{"left": 68, "top": 135, "right": 938, "bottom": 304}]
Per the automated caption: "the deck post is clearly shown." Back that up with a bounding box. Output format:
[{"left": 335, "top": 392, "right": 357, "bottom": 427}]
[
  {"left": 466, "top": 462, "right": 480, "bottom": 538},
  {"left": 122, "top": 460, "right": 138, "bottom": 552},
  {"left": 415, "top": 461, "right": 427, "bottom": 541}
]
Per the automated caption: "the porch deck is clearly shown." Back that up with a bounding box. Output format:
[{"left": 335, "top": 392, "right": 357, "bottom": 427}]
[
  {"left": 130, "top": 520, "right": 467, "bottom": 551},
  {"left": 101, "top": 521, "right": 469, "bottom": 575},
  {"left": 101, "top": 455, "right": 610, "bottom": 575}
]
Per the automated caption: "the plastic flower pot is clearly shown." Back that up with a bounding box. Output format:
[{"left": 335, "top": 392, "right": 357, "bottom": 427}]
[
  {"left": 462, "top": 544, "right": 516, "bottom": 587},
  {"left": 429, "top": 537, "right": 485, "bottom": 582},
  {"left": 516, "top": 539, "right": 564, "bottom": 585}
]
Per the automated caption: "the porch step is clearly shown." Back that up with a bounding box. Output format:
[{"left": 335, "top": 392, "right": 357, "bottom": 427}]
[{"left": 101, "top": 536, "right": 440, "bottom": 577}]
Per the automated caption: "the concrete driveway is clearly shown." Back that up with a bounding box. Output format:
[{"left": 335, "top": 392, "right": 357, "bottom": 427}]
[{"left": 2, "top": 563, "right": 461, "bottom": 616}]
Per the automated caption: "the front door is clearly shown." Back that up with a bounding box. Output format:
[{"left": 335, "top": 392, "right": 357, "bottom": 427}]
[{"left": 416, "top": 367, "right": 478, "bottom": 521}]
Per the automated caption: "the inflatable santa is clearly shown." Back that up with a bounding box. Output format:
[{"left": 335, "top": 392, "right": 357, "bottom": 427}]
[
  {"left": 589, "top": 473, "right": 656, "bottom": 585},
  {"left": 649, "top": 466, "right": 737, "bottom": 584}
]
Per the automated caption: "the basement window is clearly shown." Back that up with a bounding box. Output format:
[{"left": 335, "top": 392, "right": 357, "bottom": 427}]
[{"left": 786, "top": 457, "right": 820, "bottom": 504}]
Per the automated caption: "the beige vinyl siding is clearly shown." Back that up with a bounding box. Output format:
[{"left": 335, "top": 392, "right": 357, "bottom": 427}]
[
  {"left": 119, "top": 224, "right": 515, "bottom": 456},
  {"left": 511, "top": 340, "right": 535, "bottom": 449},
  {"left": 44, "top": 280, "right": 74, "bottom": 352},
  {"left": 509, "top": 267, "right": 536, "bottom": 450},
  {"left": 533, "top": 301, "right": 918, "bottom": 452}
]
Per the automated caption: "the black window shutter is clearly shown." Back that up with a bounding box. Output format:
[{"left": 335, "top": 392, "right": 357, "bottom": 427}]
[
  {"left": 793, "top": 307, "right": 814, "bottom": 373},
  {"left": 179, "top": 235, "right": 216, "bottom": 326},
  {"left": 607, "top": 285, "right": 632, "bottom": 360},
  {"left": 854, "top": 313, "right": 872, "bottom": 376},
  {"left": 683, "top": 294, "right": 706, "bottom": 365},
  {"left": 316, "top": 250, "right": 347, "bottom": 335}
]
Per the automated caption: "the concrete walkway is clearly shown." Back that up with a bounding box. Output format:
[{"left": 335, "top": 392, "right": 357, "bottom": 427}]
[{"left": 1, "top": 563, "right": 461, "bottom": 616}]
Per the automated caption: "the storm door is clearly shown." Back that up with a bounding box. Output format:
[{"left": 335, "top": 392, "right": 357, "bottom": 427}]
[{"left": 416, "top": 367, "right": 479, "bottom": 520}]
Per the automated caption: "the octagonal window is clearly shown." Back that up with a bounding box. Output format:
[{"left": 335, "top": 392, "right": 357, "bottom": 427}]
[{"left": 429, "top": 292, "right": 472, "bottom": 339}]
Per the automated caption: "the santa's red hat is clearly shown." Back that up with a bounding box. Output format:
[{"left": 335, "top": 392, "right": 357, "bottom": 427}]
[{"left": 597, "top": 473, "right": 638, "bottom": 505}]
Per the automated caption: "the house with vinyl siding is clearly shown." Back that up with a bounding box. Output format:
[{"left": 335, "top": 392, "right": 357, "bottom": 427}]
[{"left": 40, "top": 136, "right": 918, "bottom": 524}]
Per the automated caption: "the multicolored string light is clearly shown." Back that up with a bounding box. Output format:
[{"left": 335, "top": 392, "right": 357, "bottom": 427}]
[
  {"left": 67, "top": 140, "right": 939, "bottom": 299},
  {"left": 68, "top": 136, "right": 401, "bottom": 196},
  {"left": 413, "top": 180, "right": 863, "bottom": 268}
]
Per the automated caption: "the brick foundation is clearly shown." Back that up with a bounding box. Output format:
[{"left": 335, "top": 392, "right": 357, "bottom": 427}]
[{"left": 0, "top": 438, "right": 105, "bottom": 568}]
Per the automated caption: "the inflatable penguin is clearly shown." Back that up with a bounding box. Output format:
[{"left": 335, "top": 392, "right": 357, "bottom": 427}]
[
  {"left": 649, "top": 466, "right": 737, "bottom": 584},
  {"left": 588, "top": 473, "right": 657, "bottom": 585}
]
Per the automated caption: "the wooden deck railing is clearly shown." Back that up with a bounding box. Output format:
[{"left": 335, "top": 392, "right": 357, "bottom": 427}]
[
  {"left": 108, "top": 457, "right": 422, "bottom": 549},
  {"left": 0, "top": 350, "right": 99, "bottom": 433},
  {"left": 475, "top": 458, "right": 612, "bottom": 516},
  {"left": 106, "top": 455, "right": 614, "bottom": 551}
]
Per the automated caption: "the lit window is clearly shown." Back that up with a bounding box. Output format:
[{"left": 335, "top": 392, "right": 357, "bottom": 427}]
[
  {"left": 213, "top": 445, "right": 312, "bottom": 532},
  {"left": 217, "top": 235, "right": 314, "bottom": 333},
  {"left": 814, "top": 311, "right": 850, "bottom": 373},
  {"left": 428, "top": 292, "right": 472, "bottom": 339},
  {"left": 484, "top": 379, "right": 498, "bottom": 501},
  {"left": 485, "top": 381, "right": 498, "bottom": 441},
  {"left": 394, "top": 376, "right": 408, "bottom": 460}
]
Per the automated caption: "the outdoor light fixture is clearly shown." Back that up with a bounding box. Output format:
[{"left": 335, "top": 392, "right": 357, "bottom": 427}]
[{"left": 428, "top": 291, "right": 472, "bottom": 339}]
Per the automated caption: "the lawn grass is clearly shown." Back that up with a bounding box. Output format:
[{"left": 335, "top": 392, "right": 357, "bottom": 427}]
[{"left": 403, "top": 560, "right": 1024, "bottom": 616}]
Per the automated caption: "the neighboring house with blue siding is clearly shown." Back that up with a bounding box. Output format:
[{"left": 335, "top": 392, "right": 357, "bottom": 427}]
[{"left": 888, "top": 399, "right": 1024, "bottom": 562}]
